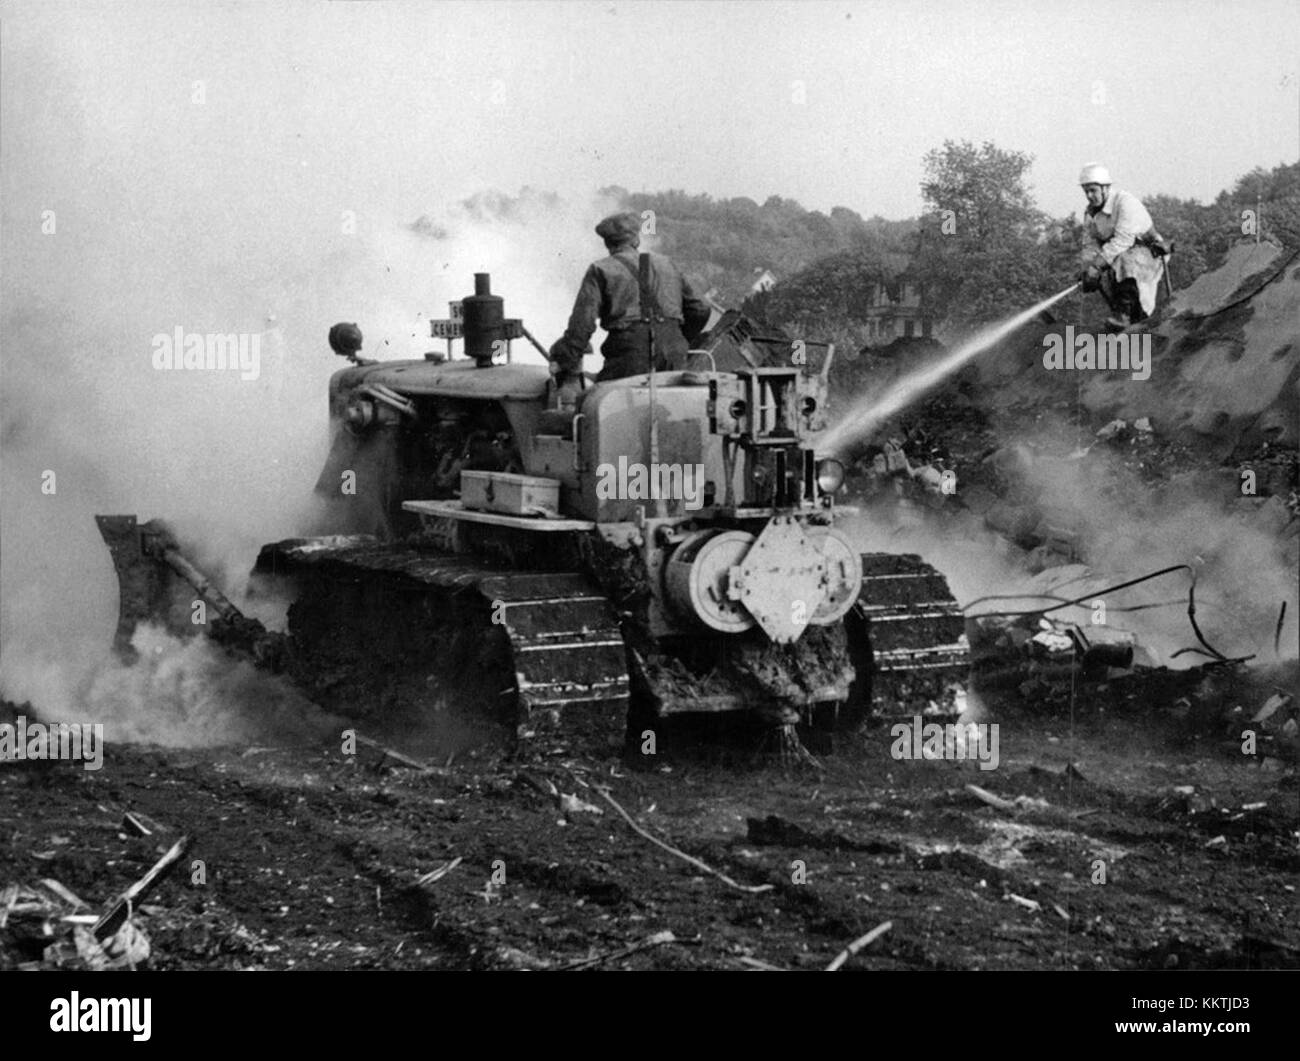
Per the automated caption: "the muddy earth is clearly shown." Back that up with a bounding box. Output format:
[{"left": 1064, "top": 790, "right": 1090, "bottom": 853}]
[{"left": 3, "top": 660, "right": 1296, "bottom": 972}]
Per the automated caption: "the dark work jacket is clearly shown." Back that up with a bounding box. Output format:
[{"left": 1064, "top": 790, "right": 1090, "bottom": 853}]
[{"left": 551, "top": 248, "right": 711, "bottom": 380}]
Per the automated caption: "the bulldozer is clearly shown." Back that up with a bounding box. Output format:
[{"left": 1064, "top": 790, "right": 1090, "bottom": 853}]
[{"left": 97, "top": 271, "right": 969, "bottom": 759}]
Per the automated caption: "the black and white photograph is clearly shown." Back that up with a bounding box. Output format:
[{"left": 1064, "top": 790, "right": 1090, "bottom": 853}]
[{"left": 1, "top": 0, "right": 1297, "bottom": 1019}]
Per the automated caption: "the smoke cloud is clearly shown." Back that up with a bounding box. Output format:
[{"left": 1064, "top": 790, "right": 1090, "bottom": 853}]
[
  {"left": 841, "top": 425, "right": 1298, "bottom": 669},
  {"left": 0, "top": 14, "right": 617, "bottom": 742}
]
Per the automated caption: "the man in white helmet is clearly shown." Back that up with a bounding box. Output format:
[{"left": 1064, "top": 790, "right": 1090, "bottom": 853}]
[{"left": 1076, "top": 164, "right": 1169, "bottom": 330}]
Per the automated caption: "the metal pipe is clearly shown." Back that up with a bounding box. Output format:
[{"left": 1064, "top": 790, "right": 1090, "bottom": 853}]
[
  {"left": 519, "top": 324, "right": 551, "bottom": 360},
  {"left": 161, "top": 547, "right": 244, "bottom": 623},
  {"left": 641, "top": 252, "right": 664, "bottom": 518}
]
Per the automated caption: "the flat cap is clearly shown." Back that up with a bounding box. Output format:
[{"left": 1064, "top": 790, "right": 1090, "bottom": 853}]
[{"left": 595, "top": 211, "right": 641, "bottom": 243}]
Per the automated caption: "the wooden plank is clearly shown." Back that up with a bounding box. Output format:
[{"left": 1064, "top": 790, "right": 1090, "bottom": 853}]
[{"left": 93, "top": 836, "right": 192, "bottom": 941}]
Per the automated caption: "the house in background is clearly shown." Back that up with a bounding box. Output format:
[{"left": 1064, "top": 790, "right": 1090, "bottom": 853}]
[
  {"left": 750, "top": 268, "right": 777, "bottom": 294},
  {"left": 860, "top": 273, "right": 933, "bottom": 348}
]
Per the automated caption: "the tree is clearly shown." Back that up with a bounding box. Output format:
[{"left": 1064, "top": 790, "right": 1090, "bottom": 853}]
[
  {"left": 614, "top": 188, "right": 912, "bottom": 305},
  {"left": 911, "top": 140, "right": 1074, "bottom": 325},
  {"left": 920, "top": 140, "right": 1043, "bottom": 246}
]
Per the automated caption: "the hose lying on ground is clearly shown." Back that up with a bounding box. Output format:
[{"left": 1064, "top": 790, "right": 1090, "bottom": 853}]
[{"left": 963, "top": 563, "right": 1255, "bottom": 665}]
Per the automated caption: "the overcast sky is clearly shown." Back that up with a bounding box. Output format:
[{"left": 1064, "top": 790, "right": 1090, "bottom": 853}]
[{"left": 4, "top": 0, "right": 1297, "bottom": 231}]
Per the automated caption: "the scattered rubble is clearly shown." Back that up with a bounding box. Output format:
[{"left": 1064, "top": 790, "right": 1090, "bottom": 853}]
[
  {"left": 2, "top": 877, "right": 155, "bottom": 971},
  {"left": 2, "top": 712, "right": 1295, "bottom": 971}
]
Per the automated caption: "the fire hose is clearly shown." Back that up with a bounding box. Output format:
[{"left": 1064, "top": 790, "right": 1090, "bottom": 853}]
[{"left": 965, "top": 562, "right": 1256, "bottom": 665}]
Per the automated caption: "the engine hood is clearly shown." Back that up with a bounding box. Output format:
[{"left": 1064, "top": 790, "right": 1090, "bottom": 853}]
[{"left": 334, "top": 359, "right": 550, "bottom": 401}]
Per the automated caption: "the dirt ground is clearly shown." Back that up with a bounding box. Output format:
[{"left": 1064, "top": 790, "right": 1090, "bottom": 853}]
[{"left": 3, "top": 667, "right": 1296, "bottom": 972}]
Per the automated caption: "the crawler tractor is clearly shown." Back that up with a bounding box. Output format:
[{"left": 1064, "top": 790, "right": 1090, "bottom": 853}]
[{"left": 99, "top": 272, "right": 969, "bottom": 757}]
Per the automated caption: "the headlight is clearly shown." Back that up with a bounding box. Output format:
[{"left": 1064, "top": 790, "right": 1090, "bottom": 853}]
[
  {"left": 344, "top": 397, "right": 376, "bottom": 429},
  {"left": 329, "top": 321, "right": 363, "bottom": 358},
  {"left": 816, "top": 457, "right": 845, "bottom": 494}
]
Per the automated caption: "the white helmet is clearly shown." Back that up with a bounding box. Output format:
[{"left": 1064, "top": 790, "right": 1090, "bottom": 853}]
[{"left": 1078, "top": 163, "right": 1111, "bottom": 186}]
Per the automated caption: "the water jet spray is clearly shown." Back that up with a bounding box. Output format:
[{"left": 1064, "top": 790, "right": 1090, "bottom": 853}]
[{"left": 819, "top": 284, "right": 1080, "bottom": 459}]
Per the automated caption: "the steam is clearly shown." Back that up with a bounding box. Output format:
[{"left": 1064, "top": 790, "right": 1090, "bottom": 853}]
[
  {"left": 0, "top": 25, "right": 618, "bottom": 741},
  {"left": 841, "top": 431, "right": 1298, "bottom": 669},
  {"left": 403, "top": 187, "right": 622, "bottom": 364},
  {"left": 1003, "top": 436, "right": 1298, "bottom": 665}
]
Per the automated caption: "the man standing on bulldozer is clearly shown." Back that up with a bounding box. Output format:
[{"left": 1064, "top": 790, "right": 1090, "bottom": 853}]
[
  {"left": 1076, "top": 164, "right": 1172, "bottom": 330},
  {"left": 549, "top": 212, "right": 711, "bottom": 392}
]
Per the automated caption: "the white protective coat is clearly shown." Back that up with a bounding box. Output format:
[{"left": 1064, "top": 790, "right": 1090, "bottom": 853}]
[{"left": 1082, "top": 188, "right": 1165, "bottom": 315}]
